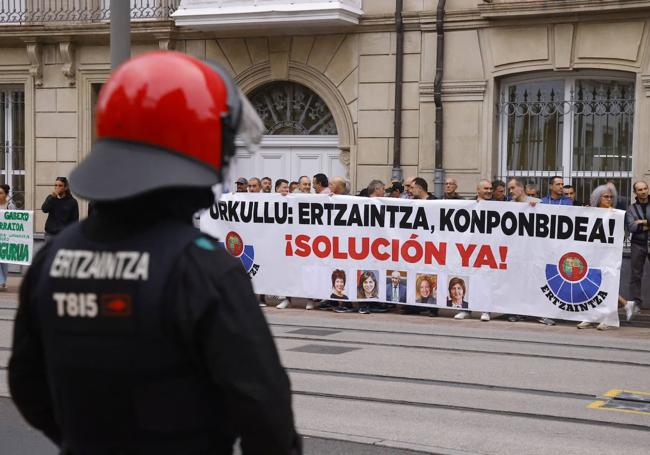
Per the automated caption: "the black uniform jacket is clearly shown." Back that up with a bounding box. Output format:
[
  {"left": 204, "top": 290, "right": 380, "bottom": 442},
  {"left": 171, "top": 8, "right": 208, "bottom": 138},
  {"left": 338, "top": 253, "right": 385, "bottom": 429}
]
[{"left": 9, "top": 210, "right": 299, "bottom": 454}]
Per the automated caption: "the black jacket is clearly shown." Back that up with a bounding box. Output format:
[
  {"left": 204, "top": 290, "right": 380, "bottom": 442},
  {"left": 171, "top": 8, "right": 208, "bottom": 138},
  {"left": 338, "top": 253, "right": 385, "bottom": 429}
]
[
  {"left": 443, "top": 193, "right": 464, "bottom": 200},
  {"left": 625, "top": 198, "right": 650, "bottom": 245},
  {"left": 9, "top": 203, "right": 299, "bottom": 454},
  {"left": 41, "top": 194, "right": 79, "bottom": 234}
]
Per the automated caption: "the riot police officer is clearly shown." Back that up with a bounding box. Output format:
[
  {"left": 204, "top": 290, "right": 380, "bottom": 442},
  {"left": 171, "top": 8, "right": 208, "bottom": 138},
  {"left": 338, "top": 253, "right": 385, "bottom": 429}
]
[{"left": 9, "top": 51, "right": 301, "bottom": 454}]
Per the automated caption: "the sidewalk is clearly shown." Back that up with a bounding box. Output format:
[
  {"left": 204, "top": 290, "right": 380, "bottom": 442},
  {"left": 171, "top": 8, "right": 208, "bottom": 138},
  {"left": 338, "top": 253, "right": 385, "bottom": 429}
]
[
  {"left": 4, "top": 273, "right": 650, "bottom": 324},
  {"left": 3, "top": 274, "right": 22, "bottom": 295}
]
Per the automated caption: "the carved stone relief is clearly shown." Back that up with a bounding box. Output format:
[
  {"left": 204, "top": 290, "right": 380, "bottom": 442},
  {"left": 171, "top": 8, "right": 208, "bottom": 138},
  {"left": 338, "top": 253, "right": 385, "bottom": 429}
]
[
  {"left": 25, "top": 41, "right": 43, "bottom": 87},
  {"left": 59, "top": 41, "right": 76, "bottom": 86}
]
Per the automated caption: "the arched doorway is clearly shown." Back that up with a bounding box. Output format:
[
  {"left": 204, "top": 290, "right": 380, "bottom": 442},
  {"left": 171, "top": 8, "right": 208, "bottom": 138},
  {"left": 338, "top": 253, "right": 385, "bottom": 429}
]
[{"left": 233, "top": 81, "right": 346, "bottom": 185}]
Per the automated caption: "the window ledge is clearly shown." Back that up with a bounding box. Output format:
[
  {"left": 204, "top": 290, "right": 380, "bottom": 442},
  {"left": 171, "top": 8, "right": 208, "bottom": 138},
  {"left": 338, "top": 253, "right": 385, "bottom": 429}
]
[
  {"left": 172, "top": 1, "right": 363, "bottom": 29},
  {"left": 478, "top": 0, "right": 650, "bottom": 19}
]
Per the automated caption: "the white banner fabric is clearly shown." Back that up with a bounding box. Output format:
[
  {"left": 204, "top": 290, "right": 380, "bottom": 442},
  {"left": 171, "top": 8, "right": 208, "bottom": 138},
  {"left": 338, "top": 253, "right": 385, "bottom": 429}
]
[
  {"left": 0, "top": 210, "right": 34, "bottom": 266},
  {"left": 200, "top": 194, "right": 625, "bottom": 326}
]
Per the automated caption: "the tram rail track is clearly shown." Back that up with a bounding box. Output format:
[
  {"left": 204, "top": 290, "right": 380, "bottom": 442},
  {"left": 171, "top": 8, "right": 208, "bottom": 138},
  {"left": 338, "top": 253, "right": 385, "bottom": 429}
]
[
  {"left": 0, "top": 364, "right": 646, "bottom": 433},
  {"left": 275, "top": 333, "right": 650, "bottom": 368},
  {"left": 287, "top": 366, "right": 595, "bottom": 400},
  {"left": 292, "top": 389, "right": 650, "bottom": 433},
  {"left": 269, "top": 321, "right": 650, "bottom": 354},
  {"left": 277, "top": 318, "right": 650, "bottom": 439}
]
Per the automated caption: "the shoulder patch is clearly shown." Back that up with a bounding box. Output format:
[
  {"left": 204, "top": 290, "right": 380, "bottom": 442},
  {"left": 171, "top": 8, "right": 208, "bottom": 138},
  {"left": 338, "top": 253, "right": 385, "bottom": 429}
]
[{"left": 194, "top": 237, "right": 216, "bottom": 251}]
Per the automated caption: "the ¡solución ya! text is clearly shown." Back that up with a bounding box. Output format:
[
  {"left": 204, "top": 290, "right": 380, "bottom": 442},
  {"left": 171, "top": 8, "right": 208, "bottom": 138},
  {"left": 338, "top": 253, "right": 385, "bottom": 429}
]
[{"left": 284, "top": 234, "right": 509, "bottom": 270}]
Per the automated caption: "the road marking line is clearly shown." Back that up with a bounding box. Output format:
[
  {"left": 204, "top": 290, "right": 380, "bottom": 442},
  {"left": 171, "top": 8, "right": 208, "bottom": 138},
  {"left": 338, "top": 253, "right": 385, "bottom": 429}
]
[
  {"left": 587, "top": 400, "right": 606, "bottom": 410},
  {"left": 588, "top": 390, "right": 650, "bottom": 415},
  {"left": 603, "top": 389, "right": 622, "bottom": 398},
  {"left": 618, "top": 389, "right": 650, "bottom": 396},
  {"left": 588, "top": 405, "right": 650, "bottom": 416}
]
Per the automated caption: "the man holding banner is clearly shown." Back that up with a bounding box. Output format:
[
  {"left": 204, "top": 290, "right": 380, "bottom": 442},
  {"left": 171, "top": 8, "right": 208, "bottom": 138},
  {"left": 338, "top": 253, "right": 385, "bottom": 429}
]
[
  {"left": 204, "top": 179, "right": 625, "bottom": 329},
  {"left": 454, "top": 180, "right": 493, "bottom": 322},
  {"left": 541, "top": 176, "right": 573, "bottom": 206}
]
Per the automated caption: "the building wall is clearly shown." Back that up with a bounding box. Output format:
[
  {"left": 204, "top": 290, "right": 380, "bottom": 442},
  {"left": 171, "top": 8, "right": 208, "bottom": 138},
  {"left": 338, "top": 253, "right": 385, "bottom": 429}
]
[
  {"left": 34, "top": 44, "right": 81, "bottom": 234},
  {"left": 1, "top": 1, "right": 650, "bottom": 232}
]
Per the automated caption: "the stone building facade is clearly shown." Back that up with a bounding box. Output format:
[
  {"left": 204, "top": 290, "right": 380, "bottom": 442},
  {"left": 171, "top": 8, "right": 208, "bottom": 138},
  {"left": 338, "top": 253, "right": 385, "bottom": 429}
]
[{"left": 0, "top": 0, "right": 649, "bottom": 232}]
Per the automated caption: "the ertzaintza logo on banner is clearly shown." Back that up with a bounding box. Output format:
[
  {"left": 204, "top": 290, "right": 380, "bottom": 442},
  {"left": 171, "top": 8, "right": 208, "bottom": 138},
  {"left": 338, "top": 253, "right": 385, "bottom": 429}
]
[
  {"left": 220, "top": 231, "right": 260, "bottom": 278},
  {"left": 540, "top": 252, "right": 607, "bottom": 312}
]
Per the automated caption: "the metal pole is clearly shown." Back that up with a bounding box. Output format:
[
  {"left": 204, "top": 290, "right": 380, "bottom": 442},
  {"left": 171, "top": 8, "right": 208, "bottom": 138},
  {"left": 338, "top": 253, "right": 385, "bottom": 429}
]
[
  {"left": 391, "top": 0, "right": 404, "bottom": 183},
  {"left": 433, "top": 0, "right": 446, "bottom": 198},
  {"left": 110, "top": 0, "right": 131, "bottom": 70}
]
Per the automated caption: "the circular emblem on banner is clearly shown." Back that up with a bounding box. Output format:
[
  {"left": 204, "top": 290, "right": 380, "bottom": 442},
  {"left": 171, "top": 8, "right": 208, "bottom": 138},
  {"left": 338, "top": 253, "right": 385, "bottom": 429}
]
[
  {"left": 558, "top": 252, "right": 588, "bottom": 282},
  {"left": 544, "top": 252, "right": 604, "bottom": 308},
  {"left": 220, "top": 231, "right": 257, "bottom": 274},
  {"left": 225, "top": 231, "right": 244, "bottom": 257}
]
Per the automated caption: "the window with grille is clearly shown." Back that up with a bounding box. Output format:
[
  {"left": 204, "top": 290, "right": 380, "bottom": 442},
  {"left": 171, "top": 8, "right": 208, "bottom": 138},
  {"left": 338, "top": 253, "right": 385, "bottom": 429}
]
[
  {"left": 248, "top": 81, "right": 338, "bottom": 135},
  {"left": 498, "top": 74, "right": 634, "bottom": 205},
  {"left": 0, "top": 88, "right": 25, "bottom": 209}
]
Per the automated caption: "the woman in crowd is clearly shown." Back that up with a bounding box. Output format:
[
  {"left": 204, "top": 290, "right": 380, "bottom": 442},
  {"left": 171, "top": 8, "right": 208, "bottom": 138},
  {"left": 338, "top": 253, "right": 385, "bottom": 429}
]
[
  {"left": 577, "top": 184, "right": 636, "bottom": 330},
  {"left": 357, "top": 270, "right": 378, "bottom": 314},
  {"left": 41, "top": 177, "right": 79, "bottom": 240},
  {"left": 447, "top": 277, "right": 469, "bottom": 309},
  {"left": 0, "top": 184, "right": 15, "bottom": 291}
]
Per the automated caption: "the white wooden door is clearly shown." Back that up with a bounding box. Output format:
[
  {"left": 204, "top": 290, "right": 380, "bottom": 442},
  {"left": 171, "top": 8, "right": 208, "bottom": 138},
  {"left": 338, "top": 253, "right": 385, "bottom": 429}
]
[{"left": 233, "top": 136, "right": 345, "bottom": 186}]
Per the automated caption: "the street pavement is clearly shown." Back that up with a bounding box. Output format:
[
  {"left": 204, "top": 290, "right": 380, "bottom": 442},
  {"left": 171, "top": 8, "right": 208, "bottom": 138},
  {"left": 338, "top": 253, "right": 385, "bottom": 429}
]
[
  {"left": 264, "top": 303, "right": 650, "bottom": 455},
  {"left": 1, "top": 280, "right": 650, "bottom": 454},
  {"left": 0, "top": 397, "right": 426, "bottom": 455}
]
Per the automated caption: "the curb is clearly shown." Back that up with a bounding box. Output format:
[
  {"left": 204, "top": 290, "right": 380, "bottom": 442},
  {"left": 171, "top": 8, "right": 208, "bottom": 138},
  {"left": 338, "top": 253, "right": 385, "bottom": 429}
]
[{"left": 299, "top": 428, "right": 483, "bottom": 455}]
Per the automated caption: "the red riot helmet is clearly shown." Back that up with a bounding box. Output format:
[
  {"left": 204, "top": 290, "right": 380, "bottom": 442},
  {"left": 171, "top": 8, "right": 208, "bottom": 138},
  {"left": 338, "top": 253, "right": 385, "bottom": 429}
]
[{"left": 70, "top": 51, "right": 260, "bottom": 201}]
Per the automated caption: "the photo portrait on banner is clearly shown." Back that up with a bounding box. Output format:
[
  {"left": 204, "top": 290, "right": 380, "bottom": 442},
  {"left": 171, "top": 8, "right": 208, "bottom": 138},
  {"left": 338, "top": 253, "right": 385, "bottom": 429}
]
[
  {"left": 447, "top": 276, "right": 470, "bottom": 309},
  {"left": 416, "top": 274, "right": 437, "bottom": 305},
  {"left": 357, "top": 270, "right": 379, "bottom": 300},
  {"left": 385, "top": 270, "right": 407, "bottom": 303},
  {"left": 330, "top": 269, "right": 349, "bottom": 300}
]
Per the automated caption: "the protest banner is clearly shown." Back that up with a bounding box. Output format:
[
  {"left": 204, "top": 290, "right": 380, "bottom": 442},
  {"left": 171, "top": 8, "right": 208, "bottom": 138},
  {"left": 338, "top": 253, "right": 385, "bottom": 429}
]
[
  {"left": 0, "top": 210, "right": 33, "bottom": 266},
  {"left": 200, "top": 194, "right": 625, "bottom": 326}
]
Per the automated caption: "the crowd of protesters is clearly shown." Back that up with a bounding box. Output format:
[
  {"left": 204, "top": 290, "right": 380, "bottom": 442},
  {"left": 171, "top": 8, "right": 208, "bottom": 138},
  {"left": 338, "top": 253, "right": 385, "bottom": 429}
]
[
  {"left": 231, "top": 173, "right": 644, "bottom": 330},
  {"left": 26, "top": 172, "right": 645, "bottom": 329}
]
